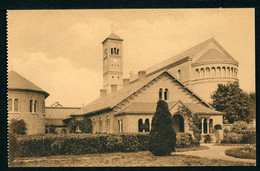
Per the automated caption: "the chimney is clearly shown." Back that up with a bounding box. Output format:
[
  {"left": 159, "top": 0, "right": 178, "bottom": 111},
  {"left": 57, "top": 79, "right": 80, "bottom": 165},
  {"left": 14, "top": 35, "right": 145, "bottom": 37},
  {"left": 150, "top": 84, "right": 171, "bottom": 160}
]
[
  {"left": 123, "top": 78, "right": 130, "bottom": 87},
  {"left": 100, "top": 89, "right": 107, "bottom": 97},
  {"left": 111, "top": 84, "right": 117, "bottom": 93},
  {"left": 138, "top": 71, "right": 146, "bottom": 81}
]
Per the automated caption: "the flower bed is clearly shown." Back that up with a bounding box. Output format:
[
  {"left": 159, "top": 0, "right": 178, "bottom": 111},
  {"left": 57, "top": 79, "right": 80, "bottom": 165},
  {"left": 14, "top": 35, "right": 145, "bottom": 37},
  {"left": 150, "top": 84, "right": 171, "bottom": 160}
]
[{"left": 225, "top": 144, "right": 256, "bottom": 159}]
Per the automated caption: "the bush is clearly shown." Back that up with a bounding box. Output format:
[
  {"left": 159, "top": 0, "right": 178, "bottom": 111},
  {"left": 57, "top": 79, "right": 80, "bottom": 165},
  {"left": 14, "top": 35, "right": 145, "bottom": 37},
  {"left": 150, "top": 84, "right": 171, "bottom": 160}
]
[
  {"left": 9, "top": 119, "right": 27, "bottom": 135},
  {"left": 221, "top": 133, "right": 243, "bottom": 144},
  {"left": 8, "top": 133, "right": 17, "bottom": 166},
  {"left": 240, "top": 128, "right": 256, "bottom": 144},
  {"left": 204, "top": 134, "right": 212, "bottom": 143},
  {"left": 176, "top": 133, "right": 199, "bottom": 148},
  {"left": 230, "top": 121, "right": 248, "bottom": 133},
  {"left": 148, "top": 100, "right": 176, "bottom": 156}
]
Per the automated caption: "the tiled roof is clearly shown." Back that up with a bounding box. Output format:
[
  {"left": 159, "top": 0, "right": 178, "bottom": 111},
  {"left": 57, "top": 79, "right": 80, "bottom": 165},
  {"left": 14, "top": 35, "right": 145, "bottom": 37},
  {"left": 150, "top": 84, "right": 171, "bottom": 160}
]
[
  {"left": 129, "top": 38, "right": 237, "bottom": 82},
  {"left": 72, "top": 70, "right": 211, "bottom": 116},
  {"left": 45, "top": 118, "right": 67, "bottom": 126},
  {"left": 193, "top": 48, "right": 236, "bottom": 64},
  {"left": 72, "top": 71, "right": 165, "bottom": 116},
  {"left": 8, "top": 70, "right": 49, "bottom": 98},
  {"left": 102, "top": 33, "right": 123, "bottom": 43},
  {"left": 45, "top": 107, "right": 81, "bottom": 119},
  {"left": 183, "top": 102, "right": 223, "bottom": 115},
  {"left": 116, "top": 101, "right": 178, "bottom": 114}
]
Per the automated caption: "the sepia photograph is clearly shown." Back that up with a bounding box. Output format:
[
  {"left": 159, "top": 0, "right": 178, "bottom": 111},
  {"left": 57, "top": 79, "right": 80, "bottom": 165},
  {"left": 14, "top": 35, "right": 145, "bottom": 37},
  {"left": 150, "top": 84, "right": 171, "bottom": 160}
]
[{"left": 7, "top": 9, "right": 256, "bottom": 167}]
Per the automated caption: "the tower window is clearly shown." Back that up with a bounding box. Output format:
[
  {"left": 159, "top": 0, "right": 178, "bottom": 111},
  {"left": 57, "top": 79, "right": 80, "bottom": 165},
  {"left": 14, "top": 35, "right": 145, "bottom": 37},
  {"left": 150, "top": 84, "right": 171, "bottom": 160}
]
[
  {"left": 114, "top": 48, "right": 116, "bottom": 55},
  {"left": 111, "top": 48, "right": 113, "bottom": 55},
  {"left": 112, "top": 76, "right": 114, "bottom": 78},
  {"left": 117, "top": 49, "right": 119, "bottom": 55}
]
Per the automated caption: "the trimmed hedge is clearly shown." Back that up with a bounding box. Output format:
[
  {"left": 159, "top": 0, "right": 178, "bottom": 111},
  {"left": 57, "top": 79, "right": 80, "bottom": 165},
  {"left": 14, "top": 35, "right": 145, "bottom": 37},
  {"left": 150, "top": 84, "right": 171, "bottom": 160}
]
[
  {"left": 225, "top": 145, "right": 256, "bottom": 159},
  {"left": 15, "top": 132, "right": 199, "bottom": 157}
]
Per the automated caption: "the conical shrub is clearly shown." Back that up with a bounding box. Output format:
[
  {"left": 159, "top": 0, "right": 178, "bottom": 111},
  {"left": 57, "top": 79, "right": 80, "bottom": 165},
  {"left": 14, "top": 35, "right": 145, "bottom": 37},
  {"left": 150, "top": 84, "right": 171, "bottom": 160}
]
[{"left": 148, "top": 100, "right": 176, "bottom": 156}]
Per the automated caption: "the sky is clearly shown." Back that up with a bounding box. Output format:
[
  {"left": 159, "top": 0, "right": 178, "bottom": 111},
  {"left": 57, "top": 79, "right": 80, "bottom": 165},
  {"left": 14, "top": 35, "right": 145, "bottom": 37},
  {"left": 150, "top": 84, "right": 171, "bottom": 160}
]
[{"left": 7, "top": 9, "right": 255, "bottom": 107}]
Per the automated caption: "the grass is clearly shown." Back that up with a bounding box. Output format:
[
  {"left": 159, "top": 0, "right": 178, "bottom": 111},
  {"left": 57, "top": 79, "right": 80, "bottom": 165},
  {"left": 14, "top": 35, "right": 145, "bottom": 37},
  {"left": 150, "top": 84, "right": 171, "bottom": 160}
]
[
  {"left": 225, "top": 147, "right": 256, "bottom": 159},
  {"left": 11, "top": 150, "right": 254, "bottom": 167}
]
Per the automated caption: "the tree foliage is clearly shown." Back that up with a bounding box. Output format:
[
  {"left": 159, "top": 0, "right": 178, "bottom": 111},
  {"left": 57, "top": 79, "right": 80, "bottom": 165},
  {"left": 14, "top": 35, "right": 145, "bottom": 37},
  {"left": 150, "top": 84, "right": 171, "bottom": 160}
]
[
  {"left": 9, "top": 119, "right": 27, "bottom": 135},
  {"left": 69, "top": 118, "right": 92, "bottom": 133},
  {"left": 247, "top": 92, "right": 256, "bottom": 121},
  {"left": 148, "top": 100, "right": 176, "bottom": 156},
  {"left": 49, "top": 125, "right": 57, "bottom": 134},
  {"left": 210, "top": 82, "right": 250, "bottom": 124}
]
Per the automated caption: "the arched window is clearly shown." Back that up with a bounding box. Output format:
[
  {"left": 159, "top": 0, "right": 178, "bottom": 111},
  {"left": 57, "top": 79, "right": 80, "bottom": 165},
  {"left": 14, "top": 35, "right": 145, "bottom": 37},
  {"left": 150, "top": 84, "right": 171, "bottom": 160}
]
[
  {"left": 45, "top": 129, "right": 48, "bottom": 134},
  {"left": 34, "top": 100, "right": 37, "bottom": 113},
  {"left": 114, "top": 48, "right": 116, "bottom": 55},
  {"left": 99, "top": 117, "right": 102, "bottom": 133},
  {"left": 61, "top": 129, "right": 67, "bottom": 134},
  {"left": 200, "top": 68, "right": 205, "bottom": 78},
  {"left": 145, "top": 119, "right": 150, "bottom": 132},
  {"left": 231, "top": 67, "right": 234, "bottom": 77},
  {"left": 14, "top": 99, "right": 18, "bottom": 112},
  {"left": 211, "top": 67, "right": 216, "bottom": 77},
  {"left": 172, "top": 114, "right": 184, "bottom": 132},
  {"left": 227, "top": 67, "right": 230, "bottom": 77},
  {"left": 8, "top": 99, "right": 12, "bottom": 112},
  {"left": 111, "top": 48, "right": 113, "bottom": 55},
  {"left": 120, "top": 119, "right": 123, "bottom": 132},
  {"left": 234, "top": 68, "right": 238, "bottom": 78},
  {"left": 217, "top": 67, "right": 221, "bottom": 77},
  {"left": 177, "top": 69, "right": 181, "bottom": 80},
  {"left": 222, "top": 67, "right": 226, "bottom": 77},
  {"left": 118, "top": 120, "right": 120, "bottom": 132},
  {"left": 164, "top": 88, "right": 169, "bottom": 100},
  {"left": 42, "top": 101, "right": 45, "bottom": 113},
  {"left": 117, "top": 49, "right": 119, "bottom": 55},
  {"left": 106, "top": 116, "right": 110, "bottom": 133},
  {"left": 205, "top": 67, "right": 210, "bottom": 78},
  {"left": 209, "top": 119, "right": 213, "bottom": 134},
  {"left": 159, "top": 88, "right": 163, "bottom": 100},
  {"left": 138, "top": 119, "right": 143, "bottom": 132},
  {"left": 203, "top": 118, "right": 207, "bottom": 134},
  {"left": 30, "top": 100, "right": 33, "bottom": 112},
  {"left": 196, "top": 69, "right": 200, "bottom": 78}
]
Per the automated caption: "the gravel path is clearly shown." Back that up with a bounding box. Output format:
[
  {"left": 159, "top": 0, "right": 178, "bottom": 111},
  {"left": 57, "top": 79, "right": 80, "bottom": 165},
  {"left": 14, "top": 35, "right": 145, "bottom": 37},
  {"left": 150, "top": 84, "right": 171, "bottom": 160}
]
[{"left": 172, "top": 144, "right": 256, "bottom": 164}]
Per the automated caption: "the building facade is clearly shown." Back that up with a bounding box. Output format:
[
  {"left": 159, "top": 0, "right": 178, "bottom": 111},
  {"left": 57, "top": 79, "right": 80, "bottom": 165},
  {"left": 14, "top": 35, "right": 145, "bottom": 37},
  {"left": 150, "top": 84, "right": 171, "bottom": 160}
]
[{"left": 8, "top": 71, "right": 49, "bottom": 135}]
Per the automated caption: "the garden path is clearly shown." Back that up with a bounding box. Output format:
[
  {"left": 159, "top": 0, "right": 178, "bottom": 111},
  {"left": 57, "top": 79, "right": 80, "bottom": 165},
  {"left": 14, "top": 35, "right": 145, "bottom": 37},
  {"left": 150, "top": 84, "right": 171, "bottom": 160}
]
[{"left": 172, "top": 144, "right": 256, "bottom": 164}]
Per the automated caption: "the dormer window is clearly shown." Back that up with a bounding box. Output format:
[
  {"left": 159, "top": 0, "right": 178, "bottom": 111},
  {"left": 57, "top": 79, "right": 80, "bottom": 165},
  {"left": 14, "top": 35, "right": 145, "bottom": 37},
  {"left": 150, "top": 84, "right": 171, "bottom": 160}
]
[
  {"left": 164, "top": 89, "right": 169, "bottom": 100},
  {"left": 159, "top": 88, "right": 163, "bottom": 100}
]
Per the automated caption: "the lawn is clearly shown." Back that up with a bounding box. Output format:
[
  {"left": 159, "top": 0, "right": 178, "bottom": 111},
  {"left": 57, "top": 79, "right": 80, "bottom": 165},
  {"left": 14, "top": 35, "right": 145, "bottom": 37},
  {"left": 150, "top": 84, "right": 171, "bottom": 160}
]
[
  {"left": 11, "top": 150, "right": 254, "bottom": 167},
  {"left": 225, "top": 145, "right": 256, "bottom": 159}
]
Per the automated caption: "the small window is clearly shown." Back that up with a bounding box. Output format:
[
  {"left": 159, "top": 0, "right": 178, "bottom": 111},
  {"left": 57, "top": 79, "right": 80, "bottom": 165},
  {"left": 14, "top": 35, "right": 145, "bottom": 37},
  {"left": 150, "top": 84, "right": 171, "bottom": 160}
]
[
  {"left": 114, "top": 48, "right": 116, "bottom": 55},
  {"left": 112, "top": 76, "right": 114, "bottom": 78},
  {"left": 117, "top": 49, "right": 119, "bottom": 55},
  {"left": 145, "top": 119, "right": 150, "bottom": 132},
  {"left": 118, "top": 76, "right": 119, "bottom": 79},
  {"left": 8, "top": 99, "right": 12, "bottom": 111},
  {"left": 138, "top": 119, "right": 143, "bottom": 132},
  {"left": 30, "top": 100, "right": 33, "bottom": 112},
  {"left": 14, "top": 99, "right": 18, "bottom": 112},
  {"left": 111, "top": 48, "right": 113, "bottom": 55},
  {"left": 34, "top": 100, "right": 37, "bottom": 113},
  {"left": 120, "top": 119, "right": 123, "bottom": 132},
  {"left": 164, "top": 89, "right": 169, "bottom": 100},
  {"left": 159, "top": 88, "right": 163, "bottom": 100}
]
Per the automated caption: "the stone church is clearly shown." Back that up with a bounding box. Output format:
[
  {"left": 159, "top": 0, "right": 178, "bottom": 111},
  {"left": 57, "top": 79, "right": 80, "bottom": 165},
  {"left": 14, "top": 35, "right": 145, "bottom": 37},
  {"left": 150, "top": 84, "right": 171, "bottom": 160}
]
[
  {"left": 66, "top": 33, "right": 239, "bottom": 141},
  {"left": 8, "top": 33, "right": 239, "bottom": 141}
]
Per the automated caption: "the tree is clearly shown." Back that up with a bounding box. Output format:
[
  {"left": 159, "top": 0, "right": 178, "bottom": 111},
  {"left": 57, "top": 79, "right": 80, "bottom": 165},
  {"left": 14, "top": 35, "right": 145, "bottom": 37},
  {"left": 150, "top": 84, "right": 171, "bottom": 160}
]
[
  {"left": 69, "top": 118, "right": 92, "bottom": 133},
  {"left": 9, "top": 119, "right": 27, "bottom": 135},
  {"left": 247, "top": 92, "right": 256, "bottom": 121},
  {"left": 148, "top": 100, "right": 176, "bottom": 156},
  {"left": 210, "top": 82, "right": 250, "bottom": 124},
  {"left": 49, "top": 125, "right": 58, "bottom": 134}
]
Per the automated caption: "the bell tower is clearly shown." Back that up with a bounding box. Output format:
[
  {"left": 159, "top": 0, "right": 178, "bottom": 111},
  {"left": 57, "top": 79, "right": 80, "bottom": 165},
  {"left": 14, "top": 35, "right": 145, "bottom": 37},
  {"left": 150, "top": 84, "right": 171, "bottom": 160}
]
[{"left": 102, "top": 33, "right": 123, "bottom": 93}]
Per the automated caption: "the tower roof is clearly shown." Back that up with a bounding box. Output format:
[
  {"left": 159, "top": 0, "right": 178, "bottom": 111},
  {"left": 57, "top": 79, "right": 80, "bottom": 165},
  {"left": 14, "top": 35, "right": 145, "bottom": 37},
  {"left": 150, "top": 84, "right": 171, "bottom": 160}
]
[
  {"left": 102, "top": 33, "right": 123, "bottom": 44},
  {"left": 8, "top": 70, "right": 49, "bottom": 98}
]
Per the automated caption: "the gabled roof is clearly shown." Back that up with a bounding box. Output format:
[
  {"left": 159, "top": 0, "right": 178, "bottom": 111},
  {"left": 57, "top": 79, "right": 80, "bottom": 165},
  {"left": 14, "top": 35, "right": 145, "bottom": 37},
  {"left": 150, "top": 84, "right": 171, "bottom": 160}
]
[
  {"left": 194, "top": 48, "right": 234, "bottom": 63},
  {"left": 102, "top": 33, "right": 123, "bottom": 44},
  {"left": 115, "top": 101, "right": 178, "bottom": 115},
  {"left": 173, "top": 100, "right": 223, "bottom": 115},
  {"left": 72, "top": 70, "right": 211, "bottom": 116},
  {"left": 45, "top": 118, "right": 67, "bottom": 126},
  {"left": 8, "top": 70, "right": 49, "bottom": 98},
  {"left": 45, "top": 107, "right": 81, "bottom": 119},
  {"left": 129, "top": 38, "right": 238, "bottom": 82}
]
